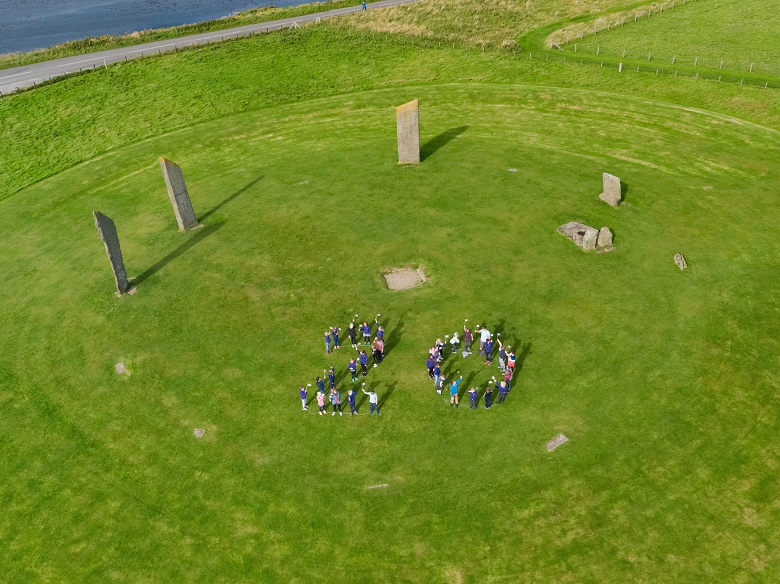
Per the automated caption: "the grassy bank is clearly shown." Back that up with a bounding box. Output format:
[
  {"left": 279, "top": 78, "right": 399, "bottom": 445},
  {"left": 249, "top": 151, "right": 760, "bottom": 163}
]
[{"left": 0, "top": 0, "right": 359, "bottom": 70}]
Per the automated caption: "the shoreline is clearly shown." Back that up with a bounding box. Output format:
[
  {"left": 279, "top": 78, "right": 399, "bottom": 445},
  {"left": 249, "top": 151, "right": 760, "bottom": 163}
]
[{"left": 0, "top": 0, "right": 360, "bottom": 71}]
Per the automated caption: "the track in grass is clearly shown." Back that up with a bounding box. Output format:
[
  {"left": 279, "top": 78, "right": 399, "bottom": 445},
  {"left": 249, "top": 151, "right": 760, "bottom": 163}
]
[{"left": 2, "top": 84, "right": 780, "bottom": 581}]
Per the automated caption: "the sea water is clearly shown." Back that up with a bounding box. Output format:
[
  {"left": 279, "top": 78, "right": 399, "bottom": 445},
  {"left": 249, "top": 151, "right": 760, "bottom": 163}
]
[{"left": 0, "top": 0, "right": 306, "bottom": 55}]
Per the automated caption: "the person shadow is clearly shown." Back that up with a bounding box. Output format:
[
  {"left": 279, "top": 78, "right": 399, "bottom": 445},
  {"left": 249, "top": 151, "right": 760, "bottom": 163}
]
[
  {"left": 516, "top": 342, "right": 532, "bottom": 373},
  {"left": 383, "top": 312, "right": 406, "bottom": 358},
  {"left": 378, "top": 382, "right": 396, "bottom": 410}
]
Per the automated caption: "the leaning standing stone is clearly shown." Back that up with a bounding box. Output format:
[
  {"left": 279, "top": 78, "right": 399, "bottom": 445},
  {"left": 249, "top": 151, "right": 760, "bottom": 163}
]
[
  {"left": 599, "top": 172, "right": 622, "bottom": 206},
  {"left": 396, "top": 100, "right": 420, "bottom": 164},
  {"left": 674, "top": 253, "right": 687, "bottom": 270},
  {"left": 160, "top": 157, "right": 199, "bottom": 231},
  {"left": 597, "top": 226, "right": 613, "bottom": 247},
  {"left": 93, "top": 211, "right": 129, "bottom": 294}
]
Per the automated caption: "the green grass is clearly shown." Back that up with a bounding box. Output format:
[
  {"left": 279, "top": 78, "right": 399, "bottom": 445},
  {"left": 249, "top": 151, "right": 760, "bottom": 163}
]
[
  {"left": 2, "top": 81, "right": 780, "bottom": 582},
  {"left": 565, "top": 0, "right": 780, "bottom": 74},
  {"left": 0, "top": 0, "right": 360, "bottom": 70},
  {"left": 3, "top": 26, "right": 780, "bottom": 205}
]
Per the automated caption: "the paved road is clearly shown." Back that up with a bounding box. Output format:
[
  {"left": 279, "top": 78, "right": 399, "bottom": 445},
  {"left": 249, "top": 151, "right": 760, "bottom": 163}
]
[{"left": 0, "top": 0, "right": 416, "bottom": 96}]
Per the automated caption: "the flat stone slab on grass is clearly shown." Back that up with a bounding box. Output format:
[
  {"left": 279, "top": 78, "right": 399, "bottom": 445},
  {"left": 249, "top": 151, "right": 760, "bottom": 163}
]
[
  {"left": 193, "top": 428, "right": 206, "bottom": 438},
  {"left": 546, "top": 434, "right": 569, "bottom": 452},
  {"left": 115, "top": 362, "right": 127, "bottom": 374},
  {"left": 383, "top": 267, "right": 427, "bottom": 291},
  {"left": 557, "top": 222, "right": 599, "bottom": 251}
]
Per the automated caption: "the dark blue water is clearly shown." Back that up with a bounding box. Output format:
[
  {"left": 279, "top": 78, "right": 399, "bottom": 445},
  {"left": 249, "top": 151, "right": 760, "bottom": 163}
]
[{"left": 0, "top": 0, "right": 305, "bottom": 55}]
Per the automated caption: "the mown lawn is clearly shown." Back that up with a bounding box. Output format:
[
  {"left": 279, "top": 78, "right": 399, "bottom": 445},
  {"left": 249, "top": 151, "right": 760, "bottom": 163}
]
[{"left": 2, "top": 81, "right": 779, "bottom": 582}]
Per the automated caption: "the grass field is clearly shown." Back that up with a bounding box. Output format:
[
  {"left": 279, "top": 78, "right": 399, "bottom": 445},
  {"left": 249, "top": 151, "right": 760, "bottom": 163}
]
[
  {"left": 3, "top": 81, "right": 780, "bottom": 581},
  {"left": 3, "top": 0, "right": 780, "bottom": 580},
  {"left": 564, "top": 0, "right": 780, "bottom": 74}
]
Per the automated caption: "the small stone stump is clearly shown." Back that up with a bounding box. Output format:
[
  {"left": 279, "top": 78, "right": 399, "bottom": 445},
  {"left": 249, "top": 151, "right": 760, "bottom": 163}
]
[
  {"left": 597, "top": 227, "right": 613, "bottom": 247},
  {"left": 599, "top": 172, "right": 622, "bottom": 206},
  {"left": 546, "top": 434, "right": 569, "bottom": 452},
  {"left": 396, "top": 100, "right": 420, "bottom": 164},
  {"left": 93, "top": 211, "right": 129, "bottom": 294},
  {"left": 558, "top": 222, "right": 600, "bottom": 251},
  {"left": 674, "top": 253, "right": 687, "bottom": 270},
  {"left": 160, "top": 157, "right": 199, "bottom": 231}
]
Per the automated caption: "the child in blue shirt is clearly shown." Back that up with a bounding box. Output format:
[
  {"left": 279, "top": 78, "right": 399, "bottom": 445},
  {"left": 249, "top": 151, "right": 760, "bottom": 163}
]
[
  {"left": 324, "top": 330, "right": 331, "bottom": 354},
  {"left": 328, "top": 366, "right": 336, "bottom": 389},
  {"left": 348, "top": 358, "right": 358, "bottom": 382},
  {"left": 347, "top": 389, "right": 358, "bottom": 415},
  {"left": 361, "top": 321, "right": 371, "bottom": 345},
  {"left": 315, "top": 377, "right": 325, "bottom": 394},
  {"left": 299, "top": 386, "right": 308, "bottom": 411},
  {"left": 331, "top": 327, "right": 341, "bottom": 350},
  {"left": 330, "top": 389, "right": 343, "bottom": 416},
  {"left": 359, "top": 350, "right": 369, "bottom": 376},
  {"left": 484, "top": 338, "right": 494, "bottom": 365},
  {"left": 449, "top": 375, "right": 463, "bottom": 407},
  {"left": 468, "top": 387, "right": 478, "bottom": 409},
  {"left": 426, "top": 356, "right": 436, "bottom": 379}
]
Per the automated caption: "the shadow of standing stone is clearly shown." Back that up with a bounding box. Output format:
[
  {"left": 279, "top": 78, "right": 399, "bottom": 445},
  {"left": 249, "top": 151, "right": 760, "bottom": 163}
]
[
  {"left": 396, "top": 100, "right": 420, "bottom": 164},
  {"left": 160, "top": 157, "right": 199, "bottom": 231},
  {"left": 93, "top": 211, "right": 128, "bottom": 295}
]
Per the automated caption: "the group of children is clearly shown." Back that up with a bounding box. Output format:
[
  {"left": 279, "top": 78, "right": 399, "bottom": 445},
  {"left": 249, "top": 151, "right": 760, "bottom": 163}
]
[
  {"left": 300, "top": 316, "right": 387, "bottom": 416},
  {"left": 428, "top": 323, "right": 517, "bottom": 409}
]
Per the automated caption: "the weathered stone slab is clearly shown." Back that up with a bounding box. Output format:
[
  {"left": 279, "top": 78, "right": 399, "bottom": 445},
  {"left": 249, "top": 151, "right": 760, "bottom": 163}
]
[
  {"left": 557, "top": 222, "right": 599, "bottom": 250},
  {"left": 599, "top": 172, "right": 622, "bottom": 206},
  {"left": 597, "top": 226, "right": 613, "bottom": 247},
  {"left": 160, "top": 157, "right": 199, "bottom": 230},
  {"left": 193, "top": 428, "right": 206, "bottom": 438},
  {"left": 674, "top": 253, "right": 687, "bottom": 270},
  {"left": 93, "top": 211, "right": 129, "bottom": 294},
  {"left": 396, "top": 100, "right": 420, "bottom": 164},
  {"left": 115, "top": 362, "right": 127, "bottom": 374},
  {"left": 546, "top": 434, "right": 569, "bottom": 452}
]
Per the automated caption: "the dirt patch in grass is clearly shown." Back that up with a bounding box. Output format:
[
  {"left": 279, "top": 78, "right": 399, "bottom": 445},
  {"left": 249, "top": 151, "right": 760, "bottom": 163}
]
[{"left": 383, "top": 266, "right": 427, "bottom": 290}]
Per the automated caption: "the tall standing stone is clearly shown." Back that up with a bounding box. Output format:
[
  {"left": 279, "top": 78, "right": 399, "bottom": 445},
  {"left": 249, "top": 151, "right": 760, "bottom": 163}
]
[
  {"left": 160, "top": 157, "right": 199, "bottom": 230},
  {"left": 93, "top": 211, "right": 129, "bottom": 294},
  {"left": 597, "top": 226, "right": 613, "bottom": 247},
  {"left": 396, "top": 100, "right": 420, "bottom": 164},
  {"left": 599, "top": 172, "right": 622, "bottom": 206}
]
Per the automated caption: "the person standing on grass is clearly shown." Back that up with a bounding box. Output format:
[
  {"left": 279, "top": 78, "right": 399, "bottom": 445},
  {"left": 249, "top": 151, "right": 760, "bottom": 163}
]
[
  {"left": 328, "top": 366, "right": 336, "bottom": 389},
  {"left": 484, "top": 383, "right": 494, "bottom": 409},
  {"left": 348, "top": 357, "right": 358, "bottom": 382},
  {"left": 449, "top": 332, "right": 460, "bottom": 356},
  {"left": 363, "top": 387, "right": 380, "bottom": 415},
  {"left": 348, "top": 321, "right": 358, "bottom": 348},
  {"left": 426, "top": 354, "right": 436, "bottom": 379},
  {"left": 484, "top": 337, "right": 494, "bottom": 365},
  {"left": 463, "top": 324, "right": 473, "bottom": 355},
  {"left": 478, "top": 325, "right": 491, "bottom": 355},
  {"left": 507, "top": 348, "right": 517, "bottom": 372},
  {"left": 376, "top": 323, "right": 385, "bottom": 342},
  {"left": 497, "top": 380, "right": 510, "bottom": 404},
  {"left": 361, "top": 0, "right": 366, "bottom": 10},
  {"left": 347, "top": 388, "right": 358, "bottom": 415},
  {"left": 375, "top": 337, "right": 385, "bottom": 364},
  {"left": 468, "top": 386, "right": 478, "bottom": 409},
  {"left": 324, "top": 330, "right": 332, "bottom": 354},
  {"left": 330, "top": 389, "right": 343, "bottom": 416},
  {"left": 497, "top": 339, "right": 507, "bottom": 371},
  {"left": 359, "top": 350, "right": 369, "bottom": 376},
  {"left": 435, "top": 338, "right": 445, "bottom": 362},
  {"left": 361, "top": 321, "right": 371, "bottom": 345},
  {"left": 331, "top": 327, "right": 341, "bottom": 350},
  {"left": 434, "top": 373, "right": 446, "bottom": 395},
  {"left": 317, "top": 390, "right": 327, "bottom": 415},
  {"left": 503, "top": 367, "right": 513, "bottom": 388},
  {"left": 449, "top": 375, "right": 463, "bottom": 407},
  {"left": 299, "top": 386, "right": 308, "bottom": 411},
  {"left": 315, "top": 376, "right": 325, "bottom": 395}
]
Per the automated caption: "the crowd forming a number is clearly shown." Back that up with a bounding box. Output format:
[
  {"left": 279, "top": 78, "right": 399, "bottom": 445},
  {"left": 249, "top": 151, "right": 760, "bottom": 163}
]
[
  {"left": 427, "top": 322, "right": 517, "bottom": 409},
  {"left": 297, "top": 316, "right": 518, "bottom": 415},
  {"left": 299, "top": 315, "right": 386, "bottom": 416}
]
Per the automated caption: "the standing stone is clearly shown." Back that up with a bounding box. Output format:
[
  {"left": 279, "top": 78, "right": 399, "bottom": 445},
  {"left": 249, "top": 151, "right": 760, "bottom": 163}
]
[
  {"left": 597, "top": 226, "right": 613, "bottom": 247},
  {"left": 396, "top": 100, "right": 420, "bottom": 164},
  {"left": 582, "top": 228, "right": 598, "bottom": 250},
  {"left": 674, "top": 253, "right": 688, "bottom": 270},
  {"left": 93, "top": 211, "right": 128, "bottom": 294},
  {"left": 160, "top": 157, "right": 199, "bottom": 230},
  {"left": 599, "top": 172, "right": 622, "bottom": 206}
]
